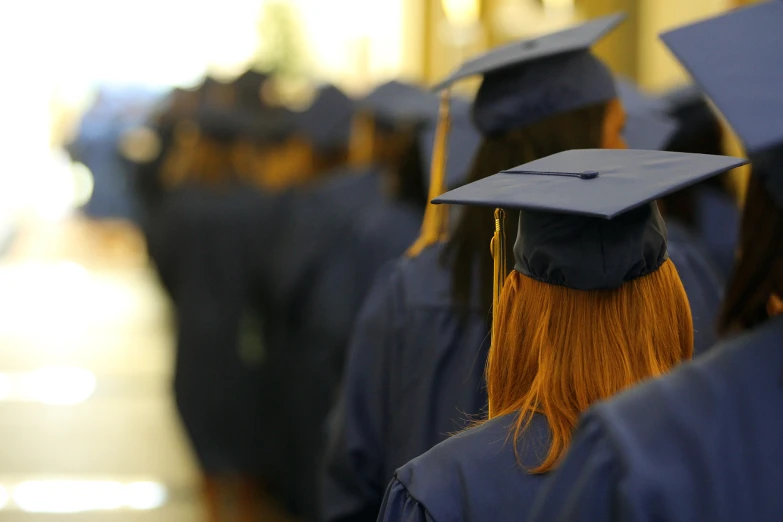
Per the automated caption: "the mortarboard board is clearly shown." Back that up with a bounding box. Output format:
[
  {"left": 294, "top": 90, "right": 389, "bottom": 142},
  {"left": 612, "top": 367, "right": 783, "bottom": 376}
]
[
  {"left": 433, "top": 13, "right": 625, "bottom": 136},
  {"left": 433, "top": 149, "right": 747, "bottom": 290},
  {"left": 360, "top": 80, "right": 440, "bottom": 128},
  {"left": 660, "top": 1, "right": 783, "bottom": 203},
  {"left": 295, "top": 84, "right": 355, "bottom": 152},
  {"left": 617, "top": 78, "right": 678, "bottom": 151}
]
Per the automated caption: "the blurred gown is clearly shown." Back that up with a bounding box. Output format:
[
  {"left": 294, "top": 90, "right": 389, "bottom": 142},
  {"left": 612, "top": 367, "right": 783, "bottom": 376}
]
[
  {"left": 666, "top": 219, "right": 724, "bottom": 356},
  {"left": 259, "top": 165, "right": 423, "bottom": 519},
  {"left": 319, "top": 216, "right": 723, "bottom": 522},
  {"left": 694, "top": 185, "right": 741, "bottom": 280},
  {"left": 526, "top": 314, "right": 783, "bottom": 522},
  {"left": 152, "top": 181, "right": 283, "bottom": 474},
  {"left": 321, "top": 242, "right": 490, "bottom": 522}
]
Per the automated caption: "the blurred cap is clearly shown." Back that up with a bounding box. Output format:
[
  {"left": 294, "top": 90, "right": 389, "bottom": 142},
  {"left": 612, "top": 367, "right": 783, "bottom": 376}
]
[
  {"left": 434, "top": 148, "right": 747, "bottom": 289},
  {"left": 432, "top": 13, "right": 625, "bottom": 136},
  {"left": 360, "top": 80, "right": 440, "bottom": 127},
  {"left": 196, "top": 106, "right": 295, "bottom": 143},
  {"left": 418, "top": 96, "right": 481, "bottom": 187},
  {"left": 617, "top": 78, "right": 678, "bottom": 150},
  {"left": 296, "top": 84, "right": 355, "bottom": 151},
  {"left": 233, "top": 69, "right": 270, "bottom": 109}
]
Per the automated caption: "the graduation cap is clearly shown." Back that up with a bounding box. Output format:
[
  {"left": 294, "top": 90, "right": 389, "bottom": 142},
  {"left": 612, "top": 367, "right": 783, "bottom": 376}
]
[
  {"left": 660, "top": 1, "right": 783, "bottom": 204},
  {"left": 408, "top": 14, "right": 626, "bottom": 257},
  {"left": 434, "top": 13, "right": 625, "bottom": 136},
  {"left": 295, "top": 84, "right": 354, "bottom": 152},
  {"left": 434, "top": 149, "right": 746, "bottom": 302},
  {"left": 359, "top": 80, "right": 439, "bottom": 127},
  {"left": 617, "top": 78, "right": 678, "bottom": 151},
  {"left": 195, "top": 105, "right": 295, "bottom": 143},
  {"left": 233, "top": 69, "right": 270, "bottom": 109}
]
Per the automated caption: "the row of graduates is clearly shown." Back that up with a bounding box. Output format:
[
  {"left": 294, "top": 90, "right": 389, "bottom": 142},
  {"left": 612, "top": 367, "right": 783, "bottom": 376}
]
[
  {"left": 329, "top": 4, "right": 783, "bottom": 522},
  {"left": 123, "top": 3, "right": 777, "bottom": 521}
]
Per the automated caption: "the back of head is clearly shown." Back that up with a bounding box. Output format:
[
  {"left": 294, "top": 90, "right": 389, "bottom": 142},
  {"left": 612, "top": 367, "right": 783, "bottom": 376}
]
[
  {"left": 489, "top": 257, "right": 693, "bottom": 472},
  {"left": 718, "top": 150, "right": 783, "bottom": 335},
  {"left": 444, "top": 101, "right": 610, "bottom": 314}
]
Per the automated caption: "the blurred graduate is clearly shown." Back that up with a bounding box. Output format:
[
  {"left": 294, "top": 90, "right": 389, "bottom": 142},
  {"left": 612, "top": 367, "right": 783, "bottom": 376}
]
[{"left": 258, "top": 80, "right": 448, "bottom": 520}]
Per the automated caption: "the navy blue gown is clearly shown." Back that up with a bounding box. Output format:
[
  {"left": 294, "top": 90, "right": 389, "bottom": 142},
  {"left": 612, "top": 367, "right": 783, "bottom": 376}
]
[
  {"left": 527, "top": 315, "right": 783, "bottom": 522},
  {"left": 666, "top": 220, "right": 725, "bottom": 356},
  {"left": 261, "top": 165, "right": 423, "bottom": 519},
  {"left": 321, "top": 243, "right": 490, "bottom": 522},
  {"left": 694, "top": 186, "right": 740, "bottom": 279},
  {"left": 378, "top": 412, "right": 552, "bottom": 522},
  {"left": 322, "top": 218, "right": 722, "bottom": 522},
  {"left": 153, "top": 182, "right": 282, "bottom": 474}
]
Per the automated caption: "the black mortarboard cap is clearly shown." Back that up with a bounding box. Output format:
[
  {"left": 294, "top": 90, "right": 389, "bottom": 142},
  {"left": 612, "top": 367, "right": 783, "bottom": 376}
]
[
  {"left": 296, "top": 84, "right": 354, "bottom": 151},
  {"left": 433, "top": 149, "right": 747, "bottom": 290},
  {"left": 432, "top": 13, "right": 625, "bottom": 136}
]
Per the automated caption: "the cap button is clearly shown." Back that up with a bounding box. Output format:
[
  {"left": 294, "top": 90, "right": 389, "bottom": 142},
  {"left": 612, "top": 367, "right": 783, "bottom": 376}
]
[{"left": 579, "top": 170, "right": 599, "bottom": 180}]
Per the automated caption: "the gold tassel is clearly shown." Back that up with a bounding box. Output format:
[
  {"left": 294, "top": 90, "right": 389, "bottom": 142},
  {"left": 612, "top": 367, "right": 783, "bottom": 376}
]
[
  {"left": 406, "top": 89, "right": 452, "bottom": 257},
  {"left": 490, "top": 208, "right": 507, "bottom": 349},
  {"left": 348, "top": 111, "right": 375, "bottom": 167}
]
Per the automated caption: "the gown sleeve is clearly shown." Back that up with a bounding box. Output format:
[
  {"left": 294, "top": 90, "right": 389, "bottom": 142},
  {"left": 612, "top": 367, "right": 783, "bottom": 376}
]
[
  {"left": 321, "top": 265, "right": 402, "bottom": 522},
  {"left": 377, "top": 478, "right": 436, "bottom": 522},
  {"left": 527, "top": 412, "right": 630, "bottom": 522}
]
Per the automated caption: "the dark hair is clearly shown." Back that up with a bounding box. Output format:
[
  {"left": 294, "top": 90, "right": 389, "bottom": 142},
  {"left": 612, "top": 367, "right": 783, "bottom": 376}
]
[
  {"left": 660, "top": 102, "right": 726, "bottom": 227},
  {"left": 442, "top": 101, "right": 609, "bottom": 315},
  {"left": 375, "top": 125, "right": 428, "bottom": 208},
  {"left": 717, "top": 165, "right": 783, "bottom": 335}
]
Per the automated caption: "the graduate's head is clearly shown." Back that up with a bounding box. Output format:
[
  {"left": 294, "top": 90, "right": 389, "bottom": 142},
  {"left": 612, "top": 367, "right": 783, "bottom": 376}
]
[
  {"left": 657, "top": 85, "right": 730, "bottom": 226},
  {"left": 438, "top": 13, "right": 629, "bottom": 312},
  {"left": 435, "top": 149, "right": 747, "bottom": 473},
  {"left": 658, "top": 1, "right": 783, "bottom": 333},
  {"left": 294, "top": 84, "right": 355, "bottom": 176},
  {"left": 719, "top": 159, "right": 783, "bottom": 334},
  {"left": 350, "top": 81, "right": 441, "bottom": 206}
]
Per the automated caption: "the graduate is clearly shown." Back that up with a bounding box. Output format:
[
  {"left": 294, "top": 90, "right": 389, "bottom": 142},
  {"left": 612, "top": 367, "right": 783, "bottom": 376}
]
[
  {"left": 321, "top": 15, "right": 628, "bottom": 522},
  {"left": 152, "top": 102, "right": 298, "bottom": 522},
  {"left": 527, "top": 3, "right": 783, "bottom": 521},
  {"left": 319, "top": 93, "right": 483, "bottom": 522},
  {"left": 257, "top": 81, "right": 436, "bottom": 520},
  {"left": 661, "top": 83, "right": 742, "bottom": 281},
  {"left": 376, "top": 146, "right": 744, "bottom": 522}
]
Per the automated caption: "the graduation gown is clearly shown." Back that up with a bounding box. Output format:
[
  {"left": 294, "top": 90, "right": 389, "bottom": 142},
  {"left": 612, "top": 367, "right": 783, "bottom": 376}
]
[
  {"left": 153, "top": 182, "right": 281, "bottom": 474},
  {"left": 527, "top": 315, "right": 783, "bottom": 522},
  {"left": 694, "top": 186, "right": 740, "bottom": 279},
  {"left": 378, "top": 412, "right": 552, "bottom": 522},
  {"left": 260, "top": 166, "right": 423, "bottom": 519},
  {"left": 665, "top": 220, "right": 725, "bottom": 356},
  {"left": 321, "top": 243, "right": 490, "bottom": 522}
]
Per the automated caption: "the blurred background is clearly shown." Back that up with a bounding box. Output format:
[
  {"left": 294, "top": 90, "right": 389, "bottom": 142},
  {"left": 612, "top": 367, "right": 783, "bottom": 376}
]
[{"left": 0, "top": 0, "right": 758, "bottom": 520}]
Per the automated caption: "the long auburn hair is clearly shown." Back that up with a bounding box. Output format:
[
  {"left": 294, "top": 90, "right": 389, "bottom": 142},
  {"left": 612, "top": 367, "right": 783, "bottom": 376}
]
[
  {"left": 488, "top": 259, "right": 694, "bottom": 473},
  {"left": 718, "top": 164, "right": 783, "bottom": 335},
  {"left": 442, "top": 102, "right": 610, "bottom": 315}
]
